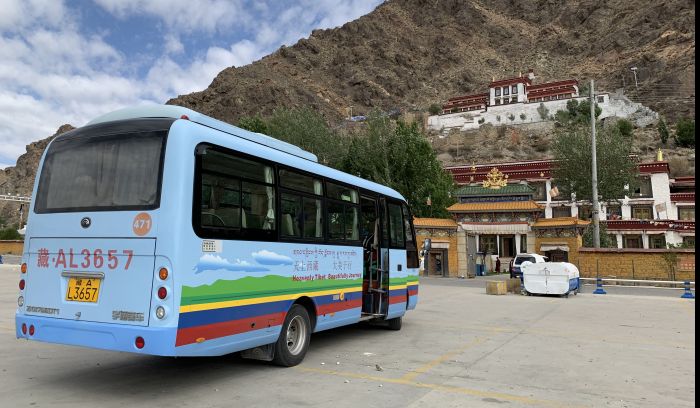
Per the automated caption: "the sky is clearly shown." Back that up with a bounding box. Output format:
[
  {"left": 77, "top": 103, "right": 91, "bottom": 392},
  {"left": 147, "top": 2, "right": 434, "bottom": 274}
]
[{"left": 0, "top": 0, "right": 383, "bottom": 169}]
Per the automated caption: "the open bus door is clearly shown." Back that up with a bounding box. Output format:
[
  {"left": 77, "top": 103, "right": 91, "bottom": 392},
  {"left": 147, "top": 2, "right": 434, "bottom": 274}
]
[{"left": 361, "top": 196, "right": 390, "bottom": 317}]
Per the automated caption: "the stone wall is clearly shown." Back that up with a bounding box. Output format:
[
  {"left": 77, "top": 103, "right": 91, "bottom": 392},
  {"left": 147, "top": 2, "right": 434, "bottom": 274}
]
[
  {"left": 0, "top": 240, "right": 24, "bottom": 255},
  {"left": 535, "top": 235, "right": 583, "bottom": 265},
  {"left": 578, "top": 248, "right": 695, "bottom": 281}
]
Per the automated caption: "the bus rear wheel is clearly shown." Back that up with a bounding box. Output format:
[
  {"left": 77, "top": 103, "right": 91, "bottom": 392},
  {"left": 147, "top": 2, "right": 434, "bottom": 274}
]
[
  {"left": 386, "top": 316, "right": 402, "bottom": 331},
  {"left": 273, "top": 305, "right": 311, "bottom": 367}
]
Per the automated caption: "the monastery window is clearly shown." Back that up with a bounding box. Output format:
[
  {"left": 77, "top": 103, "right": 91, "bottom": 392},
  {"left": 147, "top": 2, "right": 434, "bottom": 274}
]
[
  {"left": 495, "top": 88, "right": 501, "bottom": 96},
  {"left": 532, "top": 182, "right": 547, "bottom": 201},
  {"left": 678, "top": 207, "right": 695, "bottom": 221},
  {"left": 682, "top": 236, "right": 695, "bottom": 248},
  {"left": 623, "top": 235, "right": 642, "bottom": 249},
  {"left": 495, "top": 99, "right": 501, "bottom": 105},
  {"left": 578, "top": 205, "right": 592, "bottom": 220},
  {"left": 633, "top": 177, "right": 652, "bottom": 198},
  {"left": 631, "top": 205, "right": 653, "bottom": 220},
  {"left": 597, "top": 96, "right": 605, "bottom": 103},
  {"left": 503, "top": 87, "right": 509, "bottom": 95},
  {"left": 552, "top": 206, "right": 571, "bottom": 218},
  {"left": 479, "top": 235, "right": 498, "bottom": 255},
  {"left": 512, "top": 85, "right": 518, "bottom": 94},
  {"left": 606, "top": 204, "right": 622, "bottom": 220},
  {"left": 649, "top": 235, "right": 666, "bottom": 249}
]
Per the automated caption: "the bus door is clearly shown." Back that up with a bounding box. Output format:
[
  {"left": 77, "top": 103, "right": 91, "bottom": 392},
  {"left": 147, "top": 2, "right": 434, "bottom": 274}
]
[{"left": 360, "top": 196, "right": 390, "bottom": 316}]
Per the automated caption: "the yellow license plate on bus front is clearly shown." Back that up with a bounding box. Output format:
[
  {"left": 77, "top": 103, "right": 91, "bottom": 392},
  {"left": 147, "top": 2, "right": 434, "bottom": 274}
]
[{"left": 66, "top": 277, "right": 101, "bottom": 302}]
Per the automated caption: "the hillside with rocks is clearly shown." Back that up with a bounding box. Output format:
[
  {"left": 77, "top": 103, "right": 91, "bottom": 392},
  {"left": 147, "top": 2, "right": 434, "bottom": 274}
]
[
  {"left": 1, "top": 0, "right": 695, "bottom": 223},
  {"left": 168, "top": 0, "right": 695, "bottom": 123}
]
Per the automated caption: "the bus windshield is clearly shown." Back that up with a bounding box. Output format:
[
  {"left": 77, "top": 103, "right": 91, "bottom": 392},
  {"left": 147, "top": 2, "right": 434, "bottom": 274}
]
[{"left": 35, "top": 123, "right": 169, "bottom": 213}]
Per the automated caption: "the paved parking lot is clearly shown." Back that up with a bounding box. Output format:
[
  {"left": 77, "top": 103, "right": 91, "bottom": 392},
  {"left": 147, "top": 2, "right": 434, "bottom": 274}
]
[{"left": 0, "top": 273, "right": 695, "bottom": 407}]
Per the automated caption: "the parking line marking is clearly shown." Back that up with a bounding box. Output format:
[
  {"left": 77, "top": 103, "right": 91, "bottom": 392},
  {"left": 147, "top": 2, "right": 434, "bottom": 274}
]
[
  {"left": 401, "top": 336, "right": 487, "bottom": 381},
  {"left": 297, "top": 366, "right": 585, "bottom": 408}
]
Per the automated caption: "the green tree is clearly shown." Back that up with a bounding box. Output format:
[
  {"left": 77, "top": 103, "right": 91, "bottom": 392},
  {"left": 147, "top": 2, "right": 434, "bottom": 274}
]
[
  {"left": 582, "top": 221, "right": 614, "bottom": 248},
  {"left": 552, "top": 123, "right": 639, "bottom": 203},
  {"left": 674, "top": 118, "right": 695, "bottom": 148},
  {"left": 237, "top": 115, "right": 268, "bottom": 134},
  {"left": 264, "top": 107, "right": 347, "bottom": 167},
  {"left": 616, "top": 119, "right": 633, "bottom": 139},
  {"left": 657, "top": 118, "right": 670, "bottom": 144},
  {"left": 340, "top": 113, "right": 455, "bottom": 217},
  {"left": 428, "top": 103, "right": 442, "bottom": 115},
  {"left": 557, "top": 99, "right": 602, "bottom": 126},
  {"left": 537, "top": 103, "right": 549, "bottom": 120},
  {"left": 0, "top": 228, "right": 21, "bottom": 240}
]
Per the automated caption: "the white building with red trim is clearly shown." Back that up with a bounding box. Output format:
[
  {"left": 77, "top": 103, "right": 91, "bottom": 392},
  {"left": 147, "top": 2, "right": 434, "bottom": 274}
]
[
  {"left": 428, "top": 70, "right": 657, "bottom": 133},
  {"left": 446, "top": 156, "right": 695, "bottom": 255}
]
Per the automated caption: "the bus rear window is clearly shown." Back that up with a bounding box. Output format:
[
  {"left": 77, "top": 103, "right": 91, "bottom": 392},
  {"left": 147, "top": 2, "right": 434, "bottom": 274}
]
[{"left": 35, "top": 129, "right": 167, "bottom": 213}]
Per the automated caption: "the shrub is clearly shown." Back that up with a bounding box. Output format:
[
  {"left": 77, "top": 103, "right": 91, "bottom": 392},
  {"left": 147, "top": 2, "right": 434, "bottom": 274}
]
[
  {"left": 0, "top": 228, "right": 21, "bottom": 240},
  {"left": 617, "top": 119, "right": 633, "bottom": 138},
  {"left": 657, "top": 118, "right": 670, "bottom": 144},
  {"left": 674, "top": 118, "right": 695, "bottom": 148},
  {"left": 428, "top": 103, "right": 442, "bottom": 115},
  {"left": 478, "top": 118, "right": 485, "bottom": 124},
  {"left": 519, "top": 113, "right": 526, "bottom": 120},
  {"left": 537, "top": 103, "right": 549, "bottom": 120}
]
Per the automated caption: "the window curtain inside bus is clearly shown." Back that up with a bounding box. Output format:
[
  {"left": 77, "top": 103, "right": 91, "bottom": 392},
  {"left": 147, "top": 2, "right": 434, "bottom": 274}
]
[
  {"left": 314, "top": 180, "right": 323, "bottom": 238},
  {"left": 40, "top": 134, "right": 162, "bottom": 210},
  {"left": 263, "top": 166, "right": 275, "bottom": 230}
]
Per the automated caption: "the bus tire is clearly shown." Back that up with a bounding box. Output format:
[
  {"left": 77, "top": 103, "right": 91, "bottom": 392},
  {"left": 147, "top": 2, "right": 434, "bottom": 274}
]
[
  {"left": 386, "top": 316, "right": 402, "bottom": 331},
  {"left": 273, "top": 305, "right": 311, "bottom": 367}
]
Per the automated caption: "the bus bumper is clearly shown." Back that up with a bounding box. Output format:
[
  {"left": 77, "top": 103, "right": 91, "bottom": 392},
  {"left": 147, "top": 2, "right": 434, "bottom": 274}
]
[{"left": 16, "top": 313, "right": 178, "bottom": 356}]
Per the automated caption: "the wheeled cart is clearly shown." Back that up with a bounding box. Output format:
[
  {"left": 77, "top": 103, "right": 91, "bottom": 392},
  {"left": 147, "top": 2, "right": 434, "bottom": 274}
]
[{"left": 521, "top": 261, "right": 580, "bottom": 297}]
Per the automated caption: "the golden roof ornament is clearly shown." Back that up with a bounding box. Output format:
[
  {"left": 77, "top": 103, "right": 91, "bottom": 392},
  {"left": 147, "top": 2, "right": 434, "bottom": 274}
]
[
  {"left": 482, "top": 167, "right": 508, "bottom": 189},
  {"left": 657, "top": 148, "right": 663, "bottom": 162}
]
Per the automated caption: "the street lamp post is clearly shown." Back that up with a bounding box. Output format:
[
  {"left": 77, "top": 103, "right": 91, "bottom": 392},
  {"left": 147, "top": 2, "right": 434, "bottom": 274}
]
[{"left": 630, "top": 67, "right": 638, "bottom": 91}]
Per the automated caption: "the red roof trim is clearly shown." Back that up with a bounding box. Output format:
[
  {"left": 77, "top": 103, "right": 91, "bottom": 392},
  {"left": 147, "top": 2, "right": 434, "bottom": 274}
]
[
  {"left": 638, "top": 162, "right": 670, "bottom": 174},
  {"left": 671, "top": 192, "right": 695, "bottom": 203},
  {"left": 604, "top": 219, "right": 695, "bottom": 232},
  {"left": 489, "top": 76, "right": 531, "bottom": 87},
  {"left": 447, "top": 92, "right": 489, "bottom": 103},
  {"left": 526, "top": 79, "right": 578, "bottom": 90}
]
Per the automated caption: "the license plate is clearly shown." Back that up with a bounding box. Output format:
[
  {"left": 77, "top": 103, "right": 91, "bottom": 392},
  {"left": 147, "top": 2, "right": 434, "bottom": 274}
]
[{"left": 66, "top": 277, "right": 101, "bottom": 302}]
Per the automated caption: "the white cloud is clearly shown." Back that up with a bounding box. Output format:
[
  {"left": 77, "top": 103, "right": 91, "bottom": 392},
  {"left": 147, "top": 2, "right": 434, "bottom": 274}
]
[
  {"left": 164, "top": 34, "right": 184, "bottom": 55},
  {"left": 0, "top": 0, "right": 382, "bottom": 168},
  {"left": 92, "top": 0, "right": 252, "bottom": 34}
]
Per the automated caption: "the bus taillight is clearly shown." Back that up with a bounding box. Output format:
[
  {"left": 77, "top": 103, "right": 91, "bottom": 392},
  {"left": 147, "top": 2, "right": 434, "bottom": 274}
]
[
  {"left": 21, "top": 323, "right": 27, "bottom": 335},
  {"left": 21, "top": 263, "right": 27, "bottom": 273},
  {"left": 135, "top": 336, "right": 145, "bottom": 349},
  {"left": 29, "top": 325, "right": 35, "bottom": 336},
  {"left": 158, "top": 267, "right": 168, "bottom": 280},
  {"left": 157, "top": 287, "right": 167, "bottom": 300},
  {"left": 19, "top": 279, "right": 25, "bottom": 290}
]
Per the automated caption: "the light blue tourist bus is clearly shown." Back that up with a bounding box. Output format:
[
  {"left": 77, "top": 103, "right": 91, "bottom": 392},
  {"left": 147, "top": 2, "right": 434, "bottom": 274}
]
[{"left": 15, "top": 105, "right": 419, "bottom": 366}]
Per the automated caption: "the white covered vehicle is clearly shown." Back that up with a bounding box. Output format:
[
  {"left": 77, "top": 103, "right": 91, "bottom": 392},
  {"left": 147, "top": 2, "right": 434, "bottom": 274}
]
[{"left": 521, "top": 261, "right": 580, "bottom": 297}]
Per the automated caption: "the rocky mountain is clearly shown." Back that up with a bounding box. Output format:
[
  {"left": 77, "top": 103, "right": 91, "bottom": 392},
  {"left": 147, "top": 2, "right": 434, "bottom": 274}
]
[
  {"left": 168, "top": 0, "right": 695, "bottom": 123},
  {"left": 0, "top": 125, "right": 74, "bottom": 226},
  {"left": 1, "top": 0, "right": 695, "bottom": 220}
]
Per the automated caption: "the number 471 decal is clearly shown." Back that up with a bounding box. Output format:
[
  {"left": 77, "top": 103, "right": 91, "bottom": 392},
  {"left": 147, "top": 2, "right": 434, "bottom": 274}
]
[{"left": 133, "top": 212, "right": 152, "bottom": 236}]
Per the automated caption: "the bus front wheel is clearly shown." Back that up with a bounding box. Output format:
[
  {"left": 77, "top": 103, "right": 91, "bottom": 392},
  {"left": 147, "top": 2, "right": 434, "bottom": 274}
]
[{"left": 273, "top": 305, "right": 311, "bottom": 367}]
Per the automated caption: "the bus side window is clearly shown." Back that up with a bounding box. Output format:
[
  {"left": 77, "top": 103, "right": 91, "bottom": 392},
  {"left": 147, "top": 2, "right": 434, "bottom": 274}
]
[
  {"left": 402, "top": 204, "right": 419, "bottom": 268},
  {"left": 195, "top": 146, "right": 275, "bottom": 240},
  {"left": 387, "top": 202, "right": 405, "bottom": 248}
]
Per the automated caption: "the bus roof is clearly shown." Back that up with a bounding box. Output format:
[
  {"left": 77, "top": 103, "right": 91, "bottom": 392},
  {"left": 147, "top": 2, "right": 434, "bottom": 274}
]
[
  {"left": 85, "top": 105, "right": 406, "bottom": 202},
  {"left": 86, "top": 105, "right": 319, "bottom": 162}
]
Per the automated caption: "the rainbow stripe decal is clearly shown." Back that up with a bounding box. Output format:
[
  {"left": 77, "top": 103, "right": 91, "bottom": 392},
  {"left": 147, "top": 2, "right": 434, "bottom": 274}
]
[{"left": 176, "top": 276, "right": 363, "bottom": 347}]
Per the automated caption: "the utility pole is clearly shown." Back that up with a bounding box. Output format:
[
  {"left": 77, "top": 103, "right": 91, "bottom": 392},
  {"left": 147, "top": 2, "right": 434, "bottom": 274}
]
[{"left": 590, "top": 79, "right": 601, "bottom": 248}]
